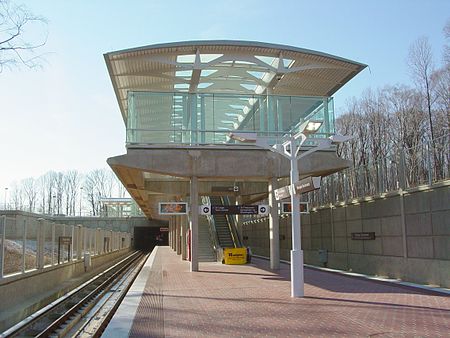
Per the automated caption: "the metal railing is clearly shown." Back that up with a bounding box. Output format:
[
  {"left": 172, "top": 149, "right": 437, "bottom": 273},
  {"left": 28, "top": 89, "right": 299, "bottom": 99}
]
[{"left": 126, "top": 128, "right": 335, "bottom": 147}]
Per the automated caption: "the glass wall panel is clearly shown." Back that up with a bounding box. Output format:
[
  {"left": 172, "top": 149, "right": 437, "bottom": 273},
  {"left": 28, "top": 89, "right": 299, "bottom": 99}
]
[
  {"left": 25, "top": 219, "right": 37, "bottom": 271},
  {"left": 72, "top": 226, "right": 79, "bottom": 260},
  {"left": 44, "top": 222, "right": 53, "bottom": 266},
  {"left": 127, "top": 92, "right": 335, "bottom": 145},
  {"left": 4, "top": 217, "right": 23, "bottom": 275},
  {"left": 54, "top": 224, "right": 64, "bottom": 263}
]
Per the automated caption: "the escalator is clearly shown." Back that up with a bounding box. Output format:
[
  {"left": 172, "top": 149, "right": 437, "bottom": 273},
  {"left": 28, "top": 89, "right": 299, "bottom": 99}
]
[
  {"left": 209, "top": 196, "right": 236, "bottom": 248},
  {"left": 208, "top": 196, "right": 242, "bottom": 249}
]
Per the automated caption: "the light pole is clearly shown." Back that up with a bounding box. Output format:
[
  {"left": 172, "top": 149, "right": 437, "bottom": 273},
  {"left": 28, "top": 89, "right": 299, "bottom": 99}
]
[
  {"left": 230, "top": 121, "right": 352, "bottom": 298},
  {"left": 4, "top": 187, "right": 8, "bottom": 210},
  {"left": 79, "top": 187, "right": 84, "bottom": 217}
]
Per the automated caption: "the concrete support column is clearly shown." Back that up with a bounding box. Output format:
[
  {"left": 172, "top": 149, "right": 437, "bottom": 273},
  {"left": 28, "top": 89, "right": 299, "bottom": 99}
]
[
  {"left": 37, "top": 218, "right": 45, "bottom": 269},
  {"left": 77, "top": 225, "right": 83, "bottom": 259},
  {"left": 399, "top": 189, "right": 408, "bottom": 258},
  {"left": 169, "top": 217, "right": 174, "bottom": 250},
  {"left": 268, "top": 177, "right": 280, "bottom": 270},
  {"left": 0, "top": 216, "right": 6, "bottom": 278},
  {"left": 168, "top": 218, "right": 171, "bottom": 249},
  {"left": 190, "top": 176, "right": 199, "bottom": 272},
  {"left": 235, "top": 195, "right": 243, "bottom": 243},
  {"left": 176, "top": 216, "right": 181, "bottom": 255},
  {"left": 22, "top": 219, "right": 26, "bottom": 273},
  {"left": 181, "top": 215, "right": 187, "bottom": 260}
]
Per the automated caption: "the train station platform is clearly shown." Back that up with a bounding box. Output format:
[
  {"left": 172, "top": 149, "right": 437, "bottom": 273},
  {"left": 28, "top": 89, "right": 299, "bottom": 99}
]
[{"left": 104, "top": 246, "right": 450, "bottom": 337}]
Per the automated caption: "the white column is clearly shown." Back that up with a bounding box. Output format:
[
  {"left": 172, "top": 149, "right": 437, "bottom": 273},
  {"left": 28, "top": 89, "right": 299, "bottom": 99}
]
[
  {"left": 235, "top": 195, "right": 243, "bottom": 242},
  {"left": 268, "top": 178, "right": 280, "bottom": 270},
  {"left": 37, "top": 218, "right": 45, "bottom": 269},
  {"left": 22, "top": 219, "right": 26, "bottom": 273},
  {"left": 176, "top": 216, "right": 181, "bottom": 255},
  {"left": 181, "top": 216, "right": 187, "bottom": 260},
  {"left": 169, "top": 217, "right": 173, "bottom": 250},
  {"left": 289, "top": 139, "right": 304, "bottom": 297},
  {"left": 77, "top": 225, "right": 83, "bottom": 259},
  {"left": 1, "top": 216, "right": 6, "bottom": 278},
  {"left": 190, "top": 176, "right": 199, "bottom": 272}
]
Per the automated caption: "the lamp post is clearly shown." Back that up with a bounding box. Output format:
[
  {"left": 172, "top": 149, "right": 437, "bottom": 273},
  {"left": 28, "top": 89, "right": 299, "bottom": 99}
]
[
  {"left": 4, "top": 187, "right": 8, "bottom": 210},
  {"left": 79, "top": 187, "right": 83, "bottom": 217},
  {"left": 230, "top": 121, "right": 352, "bottom": 298}
]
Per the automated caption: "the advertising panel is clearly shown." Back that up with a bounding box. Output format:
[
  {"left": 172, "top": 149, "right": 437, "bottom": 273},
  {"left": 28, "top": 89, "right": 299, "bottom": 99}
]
[
  {"left": 158, "top": 202, "right": 188, "bottom": 215},
  {"left": 281, "top": 202, "right": 309, "bottom": 214}
]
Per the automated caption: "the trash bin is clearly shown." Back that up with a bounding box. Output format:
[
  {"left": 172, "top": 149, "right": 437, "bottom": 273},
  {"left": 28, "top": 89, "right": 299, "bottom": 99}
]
[{"left": 318, "top": 249, "right": 328, "bottom": 266}]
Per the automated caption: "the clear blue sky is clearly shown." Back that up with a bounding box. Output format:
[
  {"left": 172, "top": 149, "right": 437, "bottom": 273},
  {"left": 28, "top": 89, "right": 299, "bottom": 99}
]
[{"left": 0, "top": 0, "right": 449, "bottom": 192}]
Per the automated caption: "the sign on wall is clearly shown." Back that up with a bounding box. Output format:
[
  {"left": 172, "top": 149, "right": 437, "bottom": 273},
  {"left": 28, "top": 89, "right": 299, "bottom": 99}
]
[
  {"left": 158, "top": 202, "right": 188, "bottom": 215},
  {"left": 351, "top": 232, "right": 376, "bottom": 240}
]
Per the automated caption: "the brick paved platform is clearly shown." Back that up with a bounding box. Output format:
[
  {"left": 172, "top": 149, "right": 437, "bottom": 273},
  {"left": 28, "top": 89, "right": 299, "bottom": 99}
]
[{"left": 107, "top": 246, "right": 450, "bottom": 337}]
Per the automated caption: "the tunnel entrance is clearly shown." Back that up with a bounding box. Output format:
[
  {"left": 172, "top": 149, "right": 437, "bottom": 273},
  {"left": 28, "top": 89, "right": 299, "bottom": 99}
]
[{"left": 133, "top": 226, "right": 169, "bottom": 251}]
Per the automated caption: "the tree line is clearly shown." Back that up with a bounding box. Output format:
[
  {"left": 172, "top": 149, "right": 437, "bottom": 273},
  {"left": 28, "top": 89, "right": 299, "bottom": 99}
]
[
  {"left": 6, "top": 169, "right": 127, "bottom": 216},
  {"left": 335, "top": 23, "right": 449, "bottom": 192}
]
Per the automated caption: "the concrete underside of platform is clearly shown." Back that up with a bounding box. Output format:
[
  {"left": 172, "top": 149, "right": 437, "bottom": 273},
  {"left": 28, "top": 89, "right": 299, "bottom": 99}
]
[{"left": 108, "top": 146, "right": 350, "bottom": 219}]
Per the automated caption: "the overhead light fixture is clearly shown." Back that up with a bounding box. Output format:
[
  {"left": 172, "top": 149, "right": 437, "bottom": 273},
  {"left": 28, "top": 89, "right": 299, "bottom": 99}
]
[
  {"left": 229, "top": 132, "right": 257, "bottom": 143},
  {"left": 298, "top": 119, "right": 323, "bottom": 135},
  {"left": 329, "top": 134, "right": 354, "bottom": 144}
]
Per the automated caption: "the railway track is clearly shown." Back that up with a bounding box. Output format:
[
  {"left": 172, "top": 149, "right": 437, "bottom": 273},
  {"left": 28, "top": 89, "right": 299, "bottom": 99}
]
[{"left": 1, "top": 251, "right": 149, "bottom": 338}]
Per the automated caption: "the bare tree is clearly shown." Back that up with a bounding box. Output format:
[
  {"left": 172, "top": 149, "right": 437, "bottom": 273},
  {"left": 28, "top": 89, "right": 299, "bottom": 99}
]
[
  {"left": 9, "top": 182, "right": 23, "bottom": 210},
  {"left": 0, "top": 0, "right": 48, "bottom": 72},
  {"left": 22, "top": 177, "right": 37, "bottom": 212},
  {"left": 54, "top": 172, "right": 65, "bottom": 215},
  {"left": 64, "top": 170, "right": 80, "bottom": 216},
  {"left": 407, "top": 37, "right": 436, "bottom": 144},
  {"left": 444, "top": 19, "right": 450, "bottom": 65}
]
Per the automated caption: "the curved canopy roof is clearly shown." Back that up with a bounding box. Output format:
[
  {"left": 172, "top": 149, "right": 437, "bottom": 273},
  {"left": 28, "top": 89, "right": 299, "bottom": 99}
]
[{"left": 104, "top": 40, "right": 367, "bottom": 122}]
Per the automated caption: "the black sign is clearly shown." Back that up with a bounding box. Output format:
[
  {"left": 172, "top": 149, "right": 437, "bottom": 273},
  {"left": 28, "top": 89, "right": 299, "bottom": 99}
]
[
  {"left": 351, "top": 232, "right": 376, "bottom": 240},
  {"left": 59, "top": 236, "right": 72, "bottom": 245},
  {"left": 211, "top": 205, "right": 258, "bottom": 215},
  {"left": 211, "top": 186, "right": 239, "bottom": 192}
]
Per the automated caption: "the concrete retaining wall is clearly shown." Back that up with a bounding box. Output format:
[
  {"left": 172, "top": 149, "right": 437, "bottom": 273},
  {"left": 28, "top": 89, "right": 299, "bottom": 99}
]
[{"left": 243, "top": 181, "right": 450, "bottom": 288}]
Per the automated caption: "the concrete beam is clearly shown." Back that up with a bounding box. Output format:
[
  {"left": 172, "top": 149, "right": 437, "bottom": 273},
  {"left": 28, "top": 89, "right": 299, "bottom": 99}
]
[{"left": 108, "top": 147, "right": 349, "bottom": 180}]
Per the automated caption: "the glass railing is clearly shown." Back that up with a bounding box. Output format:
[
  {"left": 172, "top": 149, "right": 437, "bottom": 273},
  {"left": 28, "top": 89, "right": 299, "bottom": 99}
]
[{"left": 126, "top": 92, "right": 334, "bottom": 145}]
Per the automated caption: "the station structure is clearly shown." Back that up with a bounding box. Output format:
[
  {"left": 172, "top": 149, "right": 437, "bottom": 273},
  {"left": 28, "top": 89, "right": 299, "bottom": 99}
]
[
  {"left": 104, "top": 40, "right": 366, "bottom": 272},
  {"left": 2, "top": 40, "right": 449, "bottom": 337}
]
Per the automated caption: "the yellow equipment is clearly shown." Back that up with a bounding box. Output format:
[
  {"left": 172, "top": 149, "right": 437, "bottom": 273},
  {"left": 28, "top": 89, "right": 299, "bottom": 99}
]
[{"left": 223, "top": 247, "right": 247, "bottom": 265}]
